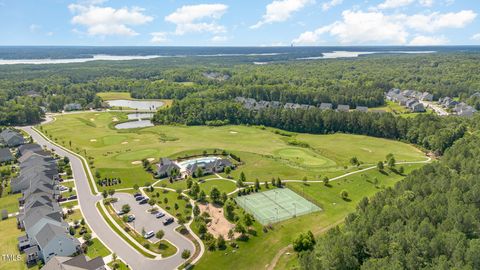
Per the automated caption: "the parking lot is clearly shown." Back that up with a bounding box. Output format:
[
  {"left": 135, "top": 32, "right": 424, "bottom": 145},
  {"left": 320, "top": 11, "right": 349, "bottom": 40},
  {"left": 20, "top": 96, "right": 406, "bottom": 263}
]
[{"left": 111, "top": 192, "right": 195, "bottom": 253}]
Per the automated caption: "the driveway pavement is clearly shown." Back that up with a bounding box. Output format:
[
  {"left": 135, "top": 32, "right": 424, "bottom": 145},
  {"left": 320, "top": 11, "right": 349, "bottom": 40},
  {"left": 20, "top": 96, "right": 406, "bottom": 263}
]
[
  {"left": 112, "top": 193, "right": 195, "bottom": 252},
  {"left": 18, "top": 125, "right": 198, "bottom": 270}
]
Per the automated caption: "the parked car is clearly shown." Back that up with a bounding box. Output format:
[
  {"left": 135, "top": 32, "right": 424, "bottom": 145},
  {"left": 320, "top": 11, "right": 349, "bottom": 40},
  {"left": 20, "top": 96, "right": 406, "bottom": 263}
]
[
  {"left": 156, "top": 212, "right": 165, "bottom": 219},
  {"left": 133, "top": 193, "right": 142, "bottom": 198},
  {"left": 139, "top": 198, "right": 149, "bottom": 204},
  {"left": 79, "top": 227, "right": 87, "bottom": 235},
  {"left": 127, "top": 215, "right": 135, "bottom": 222},
  {"left": 163, "top": 217, "right": 174, "bottom": 225},
  {"left": 144, "top": 231, "right": 154, "bottom": 239},
  {"left": 68, "top": 195, "right": 77, "bottom": 200},
  {"left": 116, "top": 210, "right": 125, "bottom": 216},
  {"left": 135, "top": 196, "right": 144, "bottom": 201},
  {"left": 58, "top": 197, "right": 66, "bottom": 202}
]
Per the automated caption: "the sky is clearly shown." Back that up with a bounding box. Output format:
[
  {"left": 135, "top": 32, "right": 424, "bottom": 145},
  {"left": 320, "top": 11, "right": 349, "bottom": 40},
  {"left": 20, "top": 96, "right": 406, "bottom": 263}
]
[{"left": 0, "top": 0, "right": 479, "bottom": 46}]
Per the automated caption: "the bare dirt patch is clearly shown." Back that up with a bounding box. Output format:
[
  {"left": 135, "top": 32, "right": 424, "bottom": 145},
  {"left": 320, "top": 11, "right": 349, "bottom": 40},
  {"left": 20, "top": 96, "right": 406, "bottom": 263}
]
[{"left": 198, "top": 203, "right": 238, "bottom": 239}]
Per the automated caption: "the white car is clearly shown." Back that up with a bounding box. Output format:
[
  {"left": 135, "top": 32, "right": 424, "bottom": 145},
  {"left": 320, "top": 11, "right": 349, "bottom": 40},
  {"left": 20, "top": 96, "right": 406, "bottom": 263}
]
[{"left": 144, "top": 231, "right": 154, "bottom": 239}]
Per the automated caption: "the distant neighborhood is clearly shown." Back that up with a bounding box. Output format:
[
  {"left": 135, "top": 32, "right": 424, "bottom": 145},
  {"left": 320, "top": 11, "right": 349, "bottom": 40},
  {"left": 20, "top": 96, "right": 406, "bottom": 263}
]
[
  {"left": 386, "top": 89, "right": 478, "bottom": 117},
  {"left": 234, "top": 97, "right": 371, "bottom": 113}
]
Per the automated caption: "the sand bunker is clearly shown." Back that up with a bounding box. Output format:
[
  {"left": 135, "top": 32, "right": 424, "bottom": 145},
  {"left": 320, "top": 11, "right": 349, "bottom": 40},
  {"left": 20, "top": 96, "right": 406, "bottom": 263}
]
[
  {"left": 131, "top": 161, "right": 142, "bottom": 165},
  {"left": 112, "top": 117, "right": 119, "bottom": 122},
  {"left": 361, "top": 148, "right": 373, "bottom": 153},
  {"left": 229, "top": 131, "right": 238, "bottom": 134},
  {"left": 147, "top": 158, "right": 155, "bottom": 162},
  {"left": 133, "top": 139, "right": 140, "bottom": 142},
  {"left": 199, "top": 203, "right": 238, "bottom": 239},
  {"left": 94, "top": 114, "right": 99, "bottom": 116},
  {"left": 121, "top": 141, "right": 128, "bottom": 145},
  {"left": 90, "top": 139, "right": 97, "bottom": 142},
  {"left": 90, "top": 118, "right": 95, "bottom": 121}
]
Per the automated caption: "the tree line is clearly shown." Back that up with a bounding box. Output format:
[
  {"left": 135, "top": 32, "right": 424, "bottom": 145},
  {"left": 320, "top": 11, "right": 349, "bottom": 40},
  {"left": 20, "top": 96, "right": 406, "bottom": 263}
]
[
  {"left": 153, "top": 98, "right": 471, "bottom": 154},
  {"left": 298, "top": 132, "right": 480, "bottom": 269}
]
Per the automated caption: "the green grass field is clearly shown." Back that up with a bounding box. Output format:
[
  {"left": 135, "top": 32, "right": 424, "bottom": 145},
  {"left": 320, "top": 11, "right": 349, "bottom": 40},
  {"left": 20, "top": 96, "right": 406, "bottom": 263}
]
[
  {"left": 38, "top": 111, "right": 428, "bottom": 270},
  {"left": 85, "top": 238, "right": 111, "bottom": 258},
  {"left": 0, "top": 218, "right": 39, "bottom": 270},
  {"left": 41, "top": 112, "right": 425, "bottom": 191},
  {"left": 0, "top": 193, "right": 21, "bottom": 213},
  {"left": 194, "top": 163, "right": 424, "bottom": 270}
]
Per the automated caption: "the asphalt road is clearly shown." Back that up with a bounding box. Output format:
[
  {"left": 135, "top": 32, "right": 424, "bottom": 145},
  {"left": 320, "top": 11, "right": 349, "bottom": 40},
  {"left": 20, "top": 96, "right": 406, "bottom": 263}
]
[
  {"left": 112, "top": 193, "right": 195, "bottom": 252},
  {"left": 18, "top": 125, "right": 194, "bottom": 270}
]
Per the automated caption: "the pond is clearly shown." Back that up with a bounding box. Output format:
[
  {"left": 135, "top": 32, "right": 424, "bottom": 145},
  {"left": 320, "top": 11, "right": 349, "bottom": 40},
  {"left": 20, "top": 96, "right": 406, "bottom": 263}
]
[
  {"left": 106, "top": 100, "right": 164, "bottom": 111},
  {"left": 115, "top": 120, "right": 154, "bottom": 129},
  {"left": 127, "top": 113, "right": 155, "bottom": 120}
]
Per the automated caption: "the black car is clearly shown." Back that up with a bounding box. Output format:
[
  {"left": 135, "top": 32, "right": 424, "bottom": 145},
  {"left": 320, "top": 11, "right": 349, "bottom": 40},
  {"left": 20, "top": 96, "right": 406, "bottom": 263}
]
[
  {"left": 68, "top": 195, "right": 77, "bottom": 200},
  {"left": 139, "top": 198, "right": 149, "bottom": 204},
  {"left": 135, "top": 196, "right": 144, "bottom": 201},
  {"left": 133, "top": 193, "right": 142, "bottom": 198},
  {"left": 163, "top": 217, "right": 174, "bottom": 225}
]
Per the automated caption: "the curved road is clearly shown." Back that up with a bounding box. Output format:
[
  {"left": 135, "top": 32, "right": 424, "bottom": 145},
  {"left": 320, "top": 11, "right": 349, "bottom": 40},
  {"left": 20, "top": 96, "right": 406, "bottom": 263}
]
[{"left": 18, "top": 125, "right": 196, "bottom": 270}]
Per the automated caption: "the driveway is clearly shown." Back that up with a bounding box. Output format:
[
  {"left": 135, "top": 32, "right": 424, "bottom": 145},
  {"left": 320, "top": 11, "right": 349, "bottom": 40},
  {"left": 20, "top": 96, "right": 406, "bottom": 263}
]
[
  {"left": 18, "top": 125, "right": 199, "bottom": 270},
  {"left": 112, "top": 193, "right": 195, "bottom": 253}
]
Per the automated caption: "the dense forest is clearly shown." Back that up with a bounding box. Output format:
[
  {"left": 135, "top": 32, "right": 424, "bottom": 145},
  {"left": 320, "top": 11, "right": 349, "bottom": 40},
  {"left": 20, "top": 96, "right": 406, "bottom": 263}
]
[
  {"left": 153, "top": 98, "right": 470, "bottom": 154},
  {"left": 1, "top": 52, "right": 480, "bottom": 125},
  {"left": 299, "top": 132, "right": 480, "bottom": 269}
]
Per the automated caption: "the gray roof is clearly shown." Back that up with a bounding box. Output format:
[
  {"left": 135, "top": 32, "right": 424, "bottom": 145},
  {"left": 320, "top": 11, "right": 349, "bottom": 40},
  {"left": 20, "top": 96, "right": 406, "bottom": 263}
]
[
  {"left": 41, "top": 255, "right": 105, "bottom": 270},
  {"left": 35, "top": 223, "right": 76, "bottom": 248},
  {"left": 337, "top": 105, "right": 350, "bottom": 112},
  {"left": 18, "top": 143, "right": 43, "bottom": 156},
  {"left": 23, "top": 207, "right": 63, "bottom": 232},
  {"left": 0, "top": 148, "right": 13, "bottom": 162},
  {"left": 157, "top": 158, "right": 180, "bottom": 177},
  {"left": 355, "top": 106, "right": 368, "bottom": 112},
  {"left": 0, "top": 129, "right": 25, "bottom": 147},
  {"left": 319, "top": 103, "right": 333, "bottom": 110}
]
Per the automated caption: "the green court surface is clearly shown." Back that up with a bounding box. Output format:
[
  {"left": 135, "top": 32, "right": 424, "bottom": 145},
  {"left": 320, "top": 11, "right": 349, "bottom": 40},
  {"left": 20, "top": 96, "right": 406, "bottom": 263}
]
[{"left": 235, "top": 188, "right": 320, "bottom": 225}]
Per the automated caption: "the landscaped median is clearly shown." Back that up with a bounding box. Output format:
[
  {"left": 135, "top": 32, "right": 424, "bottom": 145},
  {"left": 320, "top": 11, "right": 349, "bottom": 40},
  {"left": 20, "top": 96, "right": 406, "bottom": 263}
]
[{"left": 96, "top": 200, "right": 177, "bottom": 258}]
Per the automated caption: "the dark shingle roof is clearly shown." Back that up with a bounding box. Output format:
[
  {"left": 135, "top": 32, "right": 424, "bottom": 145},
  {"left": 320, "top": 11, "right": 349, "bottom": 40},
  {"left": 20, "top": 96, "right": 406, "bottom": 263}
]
[{"left": 0, "top": 148, "right": 13, "bottom": 162}]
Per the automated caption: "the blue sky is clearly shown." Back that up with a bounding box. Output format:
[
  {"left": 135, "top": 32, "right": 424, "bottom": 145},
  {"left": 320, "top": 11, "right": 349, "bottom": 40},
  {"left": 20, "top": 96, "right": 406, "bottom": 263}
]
[{"left": 0, "top": 0, "right": 479, "bottom": 46}]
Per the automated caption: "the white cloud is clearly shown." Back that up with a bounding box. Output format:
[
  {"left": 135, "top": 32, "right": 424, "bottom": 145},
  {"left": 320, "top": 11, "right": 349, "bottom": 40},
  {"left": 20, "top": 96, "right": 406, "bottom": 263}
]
[
  {"left": 322, "top": 0, "right": 343, "bottom": 11},
  {"left": 419, "top": 0, "right": 434, "bottom": 7},
  {"left": 378, "top": 0, "right": 415, "bottom": 9},
  {"left": 472, "top": 33, "right": 480, "bottom": 41},
  {"left": 211, "top": 35, "right": 228, "bottom": 42},
  {"left": 29, "top": 24, "right": 41, "bottom": 33},
  {"left": 293, "top": 10, "right": 408, "bottom": 45},
  {"left": 150, "top": 32, "right": 168, "bottom": 43},
  {"left": 251, "top": 0, "right": 314, "bottom": 29},
  {"left": 293, "top": 9, "right": 477, "bottom": 45},
  {"left": 409, "top": 35, "right": 448, "bottom": 45},
  {"left": 165, "top": 4, "right": 228, "bottom": 35},
  {"left": 46, "top": 32, "right": 54, "bottom": 36},
  {"left": 68, "top": 2, "right": 153, "bottom": 36},
  {"left": 404, "top": 10, "right": 477, "bottom": 32},
  {"left": 292, "top": 25, "right": 332, "bottom": 44}
]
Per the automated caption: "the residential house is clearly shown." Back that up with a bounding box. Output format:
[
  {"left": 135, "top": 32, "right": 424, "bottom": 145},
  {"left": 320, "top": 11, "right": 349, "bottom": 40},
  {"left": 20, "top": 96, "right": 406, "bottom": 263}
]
[
  {"left": 355, "top": 106, "right": 368, "bottom": 112},
  {"left": 319, "top": 103, "right": 333, "bottom": 110},
  {"left": 41, "top": 255, "right": 105, "bottom": 270},
  {"left": 156, "top": 158, "right": 180, "bottom": 178},
  {"left": 405, "top": 98, "right": 418, "bottom": 108},
  {"left": 63, "top": 103, "right": 82, "bottom": 112},
  {"left": 336, "top": 105, "right": 350, "bottom": 112},
  {"left": 18, "top": 143, "right": 44, "bottom": 156},
  {"left": 0, "top": 147, "right": 13, "bottom": 163},
  {"left": 410, "top": 102, "right": 426, "bottom": 112},
  {"left": 420, "top": 92, "right": 434, "bottom": 101},
  {"left": 455, "top": 103, "right": 477, "bottom": 117},
  {"left": 34, "top": 223, "right": 80, "bottom": 263},
  {"left": 0, "top": 129, "right": 25, "bottom": 147}
]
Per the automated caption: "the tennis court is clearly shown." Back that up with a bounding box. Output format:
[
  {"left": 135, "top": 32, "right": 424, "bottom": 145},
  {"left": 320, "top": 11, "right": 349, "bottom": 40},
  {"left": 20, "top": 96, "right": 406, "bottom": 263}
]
[{"left": 235, "top": 188, "right": 321, "bottom": 225}]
